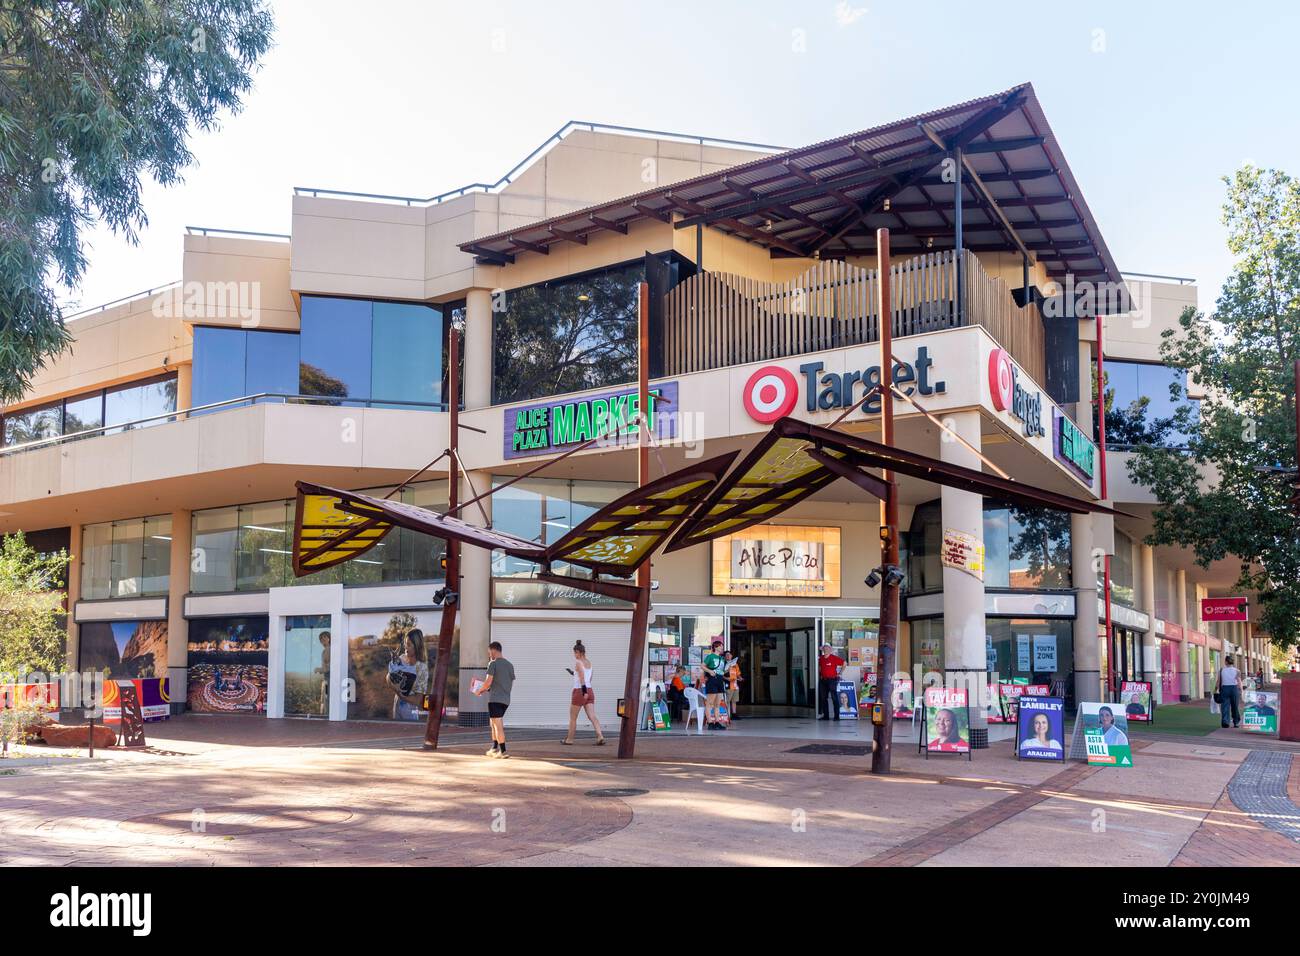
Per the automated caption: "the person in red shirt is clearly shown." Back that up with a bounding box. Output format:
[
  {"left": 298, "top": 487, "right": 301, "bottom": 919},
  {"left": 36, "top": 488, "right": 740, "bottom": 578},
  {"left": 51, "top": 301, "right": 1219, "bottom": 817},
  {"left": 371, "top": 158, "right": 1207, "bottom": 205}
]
[{"left": 817, "top": 644, "right": 845, "bottom": 720}]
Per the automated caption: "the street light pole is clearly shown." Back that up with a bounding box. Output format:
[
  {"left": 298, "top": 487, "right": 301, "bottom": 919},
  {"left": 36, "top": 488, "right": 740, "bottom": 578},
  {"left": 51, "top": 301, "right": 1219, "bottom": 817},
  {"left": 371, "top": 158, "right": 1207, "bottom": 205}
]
[{"left": 871, "top": 228, "right": 899, "bottom": 775}]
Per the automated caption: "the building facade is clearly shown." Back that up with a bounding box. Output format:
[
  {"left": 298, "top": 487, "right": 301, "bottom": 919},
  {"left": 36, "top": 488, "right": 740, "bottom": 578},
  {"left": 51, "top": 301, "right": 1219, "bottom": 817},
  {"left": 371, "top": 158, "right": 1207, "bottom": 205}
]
[{"left": 1, "top": 87, "right": 1271, "bottom": 730}]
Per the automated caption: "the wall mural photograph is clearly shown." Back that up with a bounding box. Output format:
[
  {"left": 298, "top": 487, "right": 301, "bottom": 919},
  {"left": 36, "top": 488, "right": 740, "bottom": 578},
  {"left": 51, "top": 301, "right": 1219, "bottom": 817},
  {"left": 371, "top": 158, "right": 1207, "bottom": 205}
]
[
  {"left": 186, "top": 616, "right": 269, "bottom": 714},
  {"left": 78, "top": 620, "right": 168, "bottom": 678},
  {"left": 347, "top": 610, "right": 456, "bottom": 721}
]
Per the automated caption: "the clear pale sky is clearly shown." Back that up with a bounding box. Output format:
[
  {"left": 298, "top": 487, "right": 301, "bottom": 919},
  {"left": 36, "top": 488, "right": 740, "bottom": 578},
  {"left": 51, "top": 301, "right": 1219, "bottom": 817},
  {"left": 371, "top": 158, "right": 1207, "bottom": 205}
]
[{"left": 64, "top": 0, "right": 1299, "bottom": 316}]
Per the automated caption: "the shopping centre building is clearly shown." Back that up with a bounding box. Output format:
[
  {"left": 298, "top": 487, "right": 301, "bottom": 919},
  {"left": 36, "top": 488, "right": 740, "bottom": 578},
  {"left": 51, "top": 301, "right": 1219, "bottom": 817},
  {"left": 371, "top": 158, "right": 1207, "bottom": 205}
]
[{"left": 0, "top": 84, "right": 1275, "bottom": 731}]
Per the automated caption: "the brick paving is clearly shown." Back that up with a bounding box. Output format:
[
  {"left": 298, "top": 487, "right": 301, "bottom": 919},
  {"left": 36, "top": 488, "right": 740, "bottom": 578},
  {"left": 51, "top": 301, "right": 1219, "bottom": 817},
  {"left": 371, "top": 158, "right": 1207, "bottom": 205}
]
[{"left": 1, "top": 714, "right": 1296, "bottom": 867}]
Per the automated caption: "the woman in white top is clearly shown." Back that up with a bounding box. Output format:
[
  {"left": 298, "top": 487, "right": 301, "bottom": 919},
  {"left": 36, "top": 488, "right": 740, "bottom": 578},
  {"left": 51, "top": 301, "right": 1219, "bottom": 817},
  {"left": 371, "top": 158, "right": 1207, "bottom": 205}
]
[
  {"left": 1216, "top": 654, "right": 1242, "bottom": 729},
  {"left": 562, "top": 640, "right": 606, "bottom": 746}
]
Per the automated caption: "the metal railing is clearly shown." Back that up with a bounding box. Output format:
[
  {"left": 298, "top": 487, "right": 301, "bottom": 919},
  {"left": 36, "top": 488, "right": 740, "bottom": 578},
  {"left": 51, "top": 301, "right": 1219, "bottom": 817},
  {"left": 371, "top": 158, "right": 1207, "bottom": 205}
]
[
  {"left": 1120, "top": 270, "right": 1196, "bottom": 285},
  {"left": 185, "top": 226, "right": 291, "bottom": 240},
  {"left": 0, "top": 393, "right": 449, "bottom": 457},
  {"left": 294, "top": 120, "right": 785, "bottom": 207},
  {"left": 63, "top": 281, "right": 182, "bottom": 321}
]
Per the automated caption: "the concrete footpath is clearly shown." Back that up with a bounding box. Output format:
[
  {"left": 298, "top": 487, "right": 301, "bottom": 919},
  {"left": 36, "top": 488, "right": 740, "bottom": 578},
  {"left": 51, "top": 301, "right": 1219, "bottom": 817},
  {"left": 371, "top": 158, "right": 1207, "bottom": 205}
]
[{"left": 0, "top": 714, "right": 1295, "bottom": 867}]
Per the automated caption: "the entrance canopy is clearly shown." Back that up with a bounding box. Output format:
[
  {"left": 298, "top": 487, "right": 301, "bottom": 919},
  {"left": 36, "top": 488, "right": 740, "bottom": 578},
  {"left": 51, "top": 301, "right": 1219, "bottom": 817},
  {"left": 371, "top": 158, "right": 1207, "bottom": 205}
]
[
  {"left": 460, "top": 83, "right": 1122, "bottom": 290},
  {"left": 665, "top": 417, "right": 1127, "bottom": 553}
]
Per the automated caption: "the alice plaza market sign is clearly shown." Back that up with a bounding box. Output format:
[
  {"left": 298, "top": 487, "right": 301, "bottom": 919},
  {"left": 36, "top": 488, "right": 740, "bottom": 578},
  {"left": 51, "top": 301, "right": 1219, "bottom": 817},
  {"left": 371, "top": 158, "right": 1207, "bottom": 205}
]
[{"left": 504, "top": 381, "right": 679, "bottom": 459}]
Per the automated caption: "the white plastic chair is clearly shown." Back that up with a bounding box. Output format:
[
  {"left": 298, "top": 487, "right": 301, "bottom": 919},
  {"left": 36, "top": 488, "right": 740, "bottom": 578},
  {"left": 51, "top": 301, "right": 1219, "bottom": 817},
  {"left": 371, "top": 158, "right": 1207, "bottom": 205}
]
[{"left": 682, "top": 687, "right": 707, "bottom": 735}]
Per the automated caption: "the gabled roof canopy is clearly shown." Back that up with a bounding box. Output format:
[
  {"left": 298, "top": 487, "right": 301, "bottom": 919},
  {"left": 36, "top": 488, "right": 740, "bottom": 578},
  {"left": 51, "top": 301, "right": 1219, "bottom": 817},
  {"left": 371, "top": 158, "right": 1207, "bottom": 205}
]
[{"left": 460, "top": 84, "right": 1121, "bottom": 287}]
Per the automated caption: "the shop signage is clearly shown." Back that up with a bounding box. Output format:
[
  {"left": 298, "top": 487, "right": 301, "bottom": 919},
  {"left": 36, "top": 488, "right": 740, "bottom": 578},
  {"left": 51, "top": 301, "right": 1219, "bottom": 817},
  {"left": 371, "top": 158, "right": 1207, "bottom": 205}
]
[
  {"left": 796, "top": 345, "right": 945, "bottom": 418},
  {"left": 711, "top": 525, "right": 841, "bottom": 598},
  {"left": 1016, "top": 696, "right": 1065, "bottom": 761},
  {"left": 940, "top": 528, "right": 984, "bottom": 581},
  {"left": 1053, "top": 409, "right": 1096, "bottom": 482},
  {"left": 741, "top": 365, "right": 799, "bottom": 423},
  {"left": 503, "top": 381, "right": 679, "bottom": 459},
  {"left": 730, "top": 539, "right": 823, "bottom": 580},
  {"left": 1201, "top": 596, "right": 1248, "bottom": 622},
  {"left": 988, "top": 348, "right": 1044, "bottom": 437},
  {"left": 492, "top": 579, "right": 629, "bottom": 609}
]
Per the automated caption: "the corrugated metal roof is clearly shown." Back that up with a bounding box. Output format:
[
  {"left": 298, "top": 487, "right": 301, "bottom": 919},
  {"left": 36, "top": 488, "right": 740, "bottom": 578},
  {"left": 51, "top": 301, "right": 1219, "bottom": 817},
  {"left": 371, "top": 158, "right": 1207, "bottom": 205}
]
[{"left": 460, "top": 83, "right": 1122, "bottom": 289}]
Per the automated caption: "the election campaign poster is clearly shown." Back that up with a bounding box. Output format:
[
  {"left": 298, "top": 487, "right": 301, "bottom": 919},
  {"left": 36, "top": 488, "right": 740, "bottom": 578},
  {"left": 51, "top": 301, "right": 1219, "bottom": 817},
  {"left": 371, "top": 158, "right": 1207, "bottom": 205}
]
[
  {"left": 922, "top": 686, "right": 970, "bottom": 757},
  {"left": 1077, "top": 701, "right": 1133, "bottom": 767},
  {"left": 1120, "top": 680, "right": 1153, "bottom": 722},
  {"left": 1242, "top": 691, "right": 1279, "bottom": 735},
  {"left": 1016, "top": 695, "right": 1066, "bottom": 761},
  {"left": 837, "top": 679, "right": 859, "bottom": 720},
  {"left": 891, "top": 678, "right": 914, "bottom": 719}
]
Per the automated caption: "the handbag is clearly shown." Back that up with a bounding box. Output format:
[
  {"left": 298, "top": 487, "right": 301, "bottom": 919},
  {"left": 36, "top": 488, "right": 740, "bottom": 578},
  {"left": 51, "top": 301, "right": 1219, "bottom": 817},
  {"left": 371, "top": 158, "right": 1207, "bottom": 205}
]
[{"left": 1213, "top": 691, "right": 1222, "bottom": 704}]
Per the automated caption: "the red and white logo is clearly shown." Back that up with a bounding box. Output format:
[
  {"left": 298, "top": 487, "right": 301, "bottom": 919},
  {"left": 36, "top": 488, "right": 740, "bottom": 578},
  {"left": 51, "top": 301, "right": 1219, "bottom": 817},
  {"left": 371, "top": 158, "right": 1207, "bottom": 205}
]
[
  {"left": 988, "top": 348, "right": 1014, "bottom": 411},
  {"left": 742, "top": 365, "right": 798, "bottom": 423}
]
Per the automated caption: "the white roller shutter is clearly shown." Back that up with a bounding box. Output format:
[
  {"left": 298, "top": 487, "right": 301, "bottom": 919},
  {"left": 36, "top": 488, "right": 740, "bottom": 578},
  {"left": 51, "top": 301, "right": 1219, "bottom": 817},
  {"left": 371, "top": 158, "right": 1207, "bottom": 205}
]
[{"left": 490, "top": 613, "right": 633, "bottom": 728}]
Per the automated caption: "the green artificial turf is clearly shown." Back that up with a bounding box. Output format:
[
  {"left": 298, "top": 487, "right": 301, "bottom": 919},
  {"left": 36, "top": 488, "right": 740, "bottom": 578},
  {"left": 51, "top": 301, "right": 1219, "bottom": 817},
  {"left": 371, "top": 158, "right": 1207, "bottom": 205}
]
[{"left": 1134, "top": 701, "right": 1225, "bottom": 736}]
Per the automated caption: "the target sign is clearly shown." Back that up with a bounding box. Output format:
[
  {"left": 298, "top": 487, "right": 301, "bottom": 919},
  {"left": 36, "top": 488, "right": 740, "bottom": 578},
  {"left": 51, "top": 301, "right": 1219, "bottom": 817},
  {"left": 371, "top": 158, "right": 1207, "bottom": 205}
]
[
  {"left": 742, "top": 365, "right": 799, "bottom": 423},
  {"left": 988, "top": 348, "right": 1014, "bottom": 411}
]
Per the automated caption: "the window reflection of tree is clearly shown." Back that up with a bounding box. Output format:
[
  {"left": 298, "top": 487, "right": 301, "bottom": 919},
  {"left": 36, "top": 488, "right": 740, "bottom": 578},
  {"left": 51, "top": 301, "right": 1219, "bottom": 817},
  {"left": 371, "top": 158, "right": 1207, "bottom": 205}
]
[
  {"left": 492, "top": 263, "right": 640, "bottom": 404},
  {"left": 1007, "top": 506, "right": 1072, "bottom": 588}
]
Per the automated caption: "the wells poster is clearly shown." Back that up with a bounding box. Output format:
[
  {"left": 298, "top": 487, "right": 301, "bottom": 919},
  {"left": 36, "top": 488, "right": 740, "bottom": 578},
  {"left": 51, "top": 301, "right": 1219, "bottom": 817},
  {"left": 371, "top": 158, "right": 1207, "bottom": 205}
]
[
  {"left": 1242, "top": 690, "right": 1278, "bottom": 734},
  {"left": 923, "top": 686, "right": 970, "bottom": 754}
]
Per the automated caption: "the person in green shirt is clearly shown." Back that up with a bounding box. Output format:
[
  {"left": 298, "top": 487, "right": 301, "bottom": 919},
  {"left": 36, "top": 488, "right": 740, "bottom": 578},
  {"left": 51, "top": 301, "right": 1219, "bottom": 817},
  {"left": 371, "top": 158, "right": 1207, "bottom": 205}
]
[{"left": 702, "top": 640, "right": 727, "bottom": 729}]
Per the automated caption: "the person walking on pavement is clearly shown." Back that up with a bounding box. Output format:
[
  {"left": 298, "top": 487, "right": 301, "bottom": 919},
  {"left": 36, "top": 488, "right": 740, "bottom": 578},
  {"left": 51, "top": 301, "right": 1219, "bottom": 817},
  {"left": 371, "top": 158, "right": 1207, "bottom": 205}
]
[
  {"left": 817, "top": 644, "right": 845, "bottom": 720},
  {"left": 562, "top": 639, "right": 605, "bottom": 746},
  {"left": 474, "top": 641, "right": 516, "bottom": 757},
  {"left": 1216, "top": 654, "right": 1242, "bottom": 729}
]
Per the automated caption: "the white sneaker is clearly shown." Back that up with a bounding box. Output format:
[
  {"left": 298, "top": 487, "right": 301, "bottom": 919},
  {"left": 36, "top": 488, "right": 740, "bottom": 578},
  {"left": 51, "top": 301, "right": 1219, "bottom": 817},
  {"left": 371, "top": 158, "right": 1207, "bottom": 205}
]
[
  {"left": 497, "top": 750, "right": 510, "bottom": 759},
  {"left": 486, "top": 747, "right": 500, "bottom": 757}
]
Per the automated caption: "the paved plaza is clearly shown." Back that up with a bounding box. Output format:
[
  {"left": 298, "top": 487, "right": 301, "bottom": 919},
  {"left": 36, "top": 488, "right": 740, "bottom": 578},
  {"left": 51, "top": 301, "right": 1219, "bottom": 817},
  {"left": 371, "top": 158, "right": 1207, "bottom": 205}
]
[{"left": 1, "top": 710, "right": 1296, "bottom": 867}]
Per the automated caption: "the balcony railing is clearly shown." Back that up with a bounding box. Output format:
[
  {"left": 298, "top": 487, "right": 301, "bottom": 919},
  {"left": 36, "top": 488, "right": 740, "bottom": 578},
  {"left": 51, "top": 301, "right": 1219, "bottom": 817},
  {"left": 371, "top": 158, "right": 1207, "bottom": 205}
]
[
  {"left": 662, "top": 249, "right": 1045, "bottom": 385},
  {"left": 0, "top": 393, "right": 449, "bottom": 457}
]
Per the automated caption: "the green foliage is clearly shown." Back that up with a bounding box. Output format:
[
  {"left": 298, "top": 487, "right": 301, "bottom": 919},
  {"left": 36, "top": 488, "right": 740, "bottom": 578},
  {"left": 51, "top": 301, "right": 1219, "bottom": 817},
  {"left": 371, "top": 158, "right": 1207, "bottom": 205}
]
[
  {"left": 0, "top": 1, "right": 274, "bottom": 401},
  {"left": 1128, "top": 166, "right": 1300, "bottom": 648},
  {"left": 0, "top": 531, "right": 71, "bottom": 678}
]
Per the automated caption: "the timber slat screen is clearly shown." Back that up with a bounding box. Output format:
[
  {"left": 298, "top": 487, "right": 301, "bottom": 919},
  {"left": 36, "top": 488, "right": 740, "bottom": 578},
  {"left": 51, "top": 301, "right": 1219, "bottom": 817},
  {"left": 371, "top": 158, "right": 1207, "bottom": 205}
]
[{"left": 663, "top": 250, "right": 1044, "bottom": 385}]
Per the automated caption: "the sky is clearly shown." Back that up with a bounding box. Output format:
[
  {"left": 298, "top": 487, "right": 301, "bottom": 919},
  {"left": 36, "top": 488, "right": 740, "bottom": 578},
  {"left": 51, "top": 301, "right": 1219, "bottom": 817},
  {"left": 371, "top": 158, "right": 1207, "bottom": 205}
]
[{"left": 64, "top": 0, "right": 1300, "bottom": 316}]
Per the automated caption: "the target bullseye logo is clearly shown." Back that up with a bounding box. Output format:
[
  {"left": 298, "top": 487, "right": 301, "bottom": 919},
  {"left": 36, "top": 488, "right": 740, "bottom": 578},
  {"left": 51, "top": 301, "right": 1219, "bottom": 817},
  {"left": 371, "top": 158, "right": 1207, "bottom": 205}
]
[
  {"left": 988, "top": 348, "right": 1014, "bottom": 411},
  {"left": 742, "top": 365, "right": 798, "bottom": 423}
]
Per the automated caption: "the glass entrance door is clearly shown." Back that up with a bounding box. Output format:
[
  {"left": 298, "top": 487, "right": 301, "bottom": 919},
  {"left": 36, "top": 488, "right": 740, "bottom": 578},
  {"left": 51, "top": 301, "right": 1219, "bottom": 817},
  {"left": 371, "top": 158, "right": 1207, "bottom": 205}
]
[
  {"left": 731, "top": 616, "right": 815, "bottom": 717},
  {"left": 284, "top": 614, "right": 331, "bottom": 717}
]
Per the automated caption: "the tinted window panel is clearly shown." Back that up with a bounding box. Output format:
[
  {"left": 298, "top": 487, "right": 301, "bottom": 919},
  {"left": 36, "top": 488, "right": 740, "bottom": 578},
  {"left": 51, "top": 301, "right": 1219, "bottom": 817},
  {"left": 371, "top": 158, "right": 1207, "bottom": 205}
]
[
  {"left": 105, "top": 376, "right": 177, "bottom": 432},
  {"left": 300, "top": 296, "right": 372, "bottom": 403},
  {"left": 63, "top": 393, "right": 103, "bottom": 436},
  {"left": 192, "top": 327, "right": 247, "bottom": 409},
  {"left": 3, "top": 403, "right": 61, "bottom": 445},
  {"left": 371, "top": 301, "right": 442, "bottom": 407}
]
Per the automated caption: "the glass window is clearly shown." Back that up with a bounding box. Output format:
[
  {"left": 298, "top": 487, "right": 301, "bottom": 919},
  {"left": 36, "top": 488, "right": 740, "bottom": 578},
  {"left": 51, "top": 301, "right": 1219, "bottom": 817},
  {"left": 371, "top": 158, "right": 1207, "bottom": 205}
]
[
  {"left": 237, "top": 501, "right": 292, "bottom": 590},
  {"left": 987, "top": 618, "right": 1074, "bottom": 706},
  {"left": 371, "top": 301, "right": 442, "bottom": 408},
  {"left": 142, "top": 515, "right": 172, "bottom": 596},
  {"left": 192, "top": 507, "right": 239, "bottom": 592},
  {"left": 492, "top": 261, "right": 642, "bottom": 405},
  {"left": 300, "top": 296, "right": 372, "bottom": 403},
  {"left": 1107, "top": 530, "right": 1136, "bottom": 606},
  {"left": 62, "top": 393, "right": 103, "bottom": 437},
  {"left": 109, "top": 518, "right": 145, "bottom": 597},
  {"left": 81, "top": 523, "right": 115, "bottom": 600},
  {"left": 2, "top": 402, "right": 62, "bottom": 446},
  {"left": 192, "top": 326, "right": 247, "bottom": 410},
  {"left": 906, "top": 501, "right": 943, "bottom": 592},
  {"left": 490, "top": 476, "right": 634, "bottom": 578},
  {"left": 1100, "top": 360, "right": 1199, "bottom": 447},
  {"left": 909, "top": 500, "right": 1071, "bottom": 592},
  {"left": 105, "top": 375, "right": 177, "bottom": 432},
  {"left": 245, "top": 330, "right": 300, "bottom": 401}
]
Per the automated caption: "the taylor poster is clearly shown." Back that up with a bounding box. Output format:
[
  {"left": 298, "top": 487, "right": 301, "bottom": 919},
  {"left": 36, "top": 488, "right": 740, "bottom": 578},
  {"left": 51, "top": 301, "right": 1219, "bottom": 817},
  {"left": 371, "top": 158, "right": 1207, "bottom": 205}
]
[
  {"left": 1079, "top": 702, "right": 1133, "bottom": 767},
  {"left": 836, "top": 680, "right": 859, "bottom": 720},
  {"left": 1120, "top": 681, "right": 1153, "bottom": 722},
  {"left": 891, "top": 678, "right": 914, "bottom": 719},
  {"left": 923, "top": 686, "right": 970, "bottom": 754},
  {"left": 1017, "top": 696, "right": 1065, "bottom": 761},
  {"left": 1242, "top": 691, "right": 1279, "bottom": 734}
]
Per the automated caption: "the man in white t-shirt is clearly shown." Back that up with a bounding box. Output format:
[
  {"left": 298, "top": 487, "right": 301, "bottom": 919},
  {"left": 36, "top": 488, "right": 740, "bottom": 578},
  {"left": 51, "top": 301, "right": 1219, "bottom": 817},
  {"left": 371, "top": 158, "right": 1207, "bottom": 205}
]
[{"left": 1216, "top": 654, "right": 1242, "bottom": 729}]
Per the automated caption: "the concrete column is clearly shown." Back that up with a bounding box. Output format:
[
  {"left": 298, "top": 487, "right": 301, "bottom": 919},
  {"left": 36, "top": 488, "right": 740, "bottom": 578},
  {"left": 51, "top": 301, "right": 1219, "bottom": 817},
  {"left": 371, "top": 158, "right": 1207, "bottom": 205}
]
[
  {"left": 1071, "top": 514, "right": 1100, "bottom": 703},
  {"left": 167, "top": 510, "right": 191, "bottom": 711},
  {"left": 456, "top": 469, "right": 493, "bottom": 725},
  {"left": 1139, "top": 544, "right": 1156, "bottom": 683},
  {"left": 939, "top": 411, "right": 988, "bottom": 743},
  {"left": 176, "top": 361, "right": 193, "bottom": 416},
  {"left": 1074, "top": 338, "right": 1094, "bottom": 437},
  {"left": 65, "top": 523, "right": 82, "bottom": 674},
  {"left": 1175, "top": 569, "right": 1190, "bottom": 700},
  {"left": 463, "top": 288, "right": 493, "bottom": 410}
]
